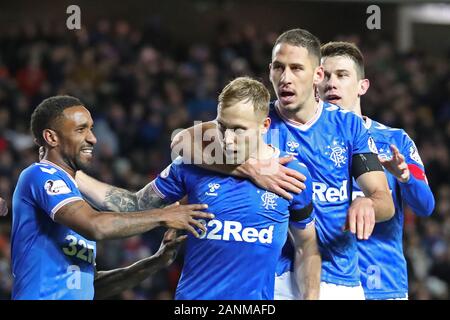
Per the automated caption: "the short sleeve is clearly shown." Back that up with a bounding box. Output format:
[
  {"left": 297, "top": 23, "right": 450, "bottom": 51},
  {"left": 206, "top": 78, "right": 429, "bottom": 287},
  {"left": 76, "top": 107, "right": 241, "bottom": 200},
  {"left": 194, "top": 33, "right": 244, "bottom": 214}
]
[
  {"left": 152, "top": 157, "right": 187, "bottom": 203},
  {"left": 31, "top": 166, "right": 84, "bottom": 220}
]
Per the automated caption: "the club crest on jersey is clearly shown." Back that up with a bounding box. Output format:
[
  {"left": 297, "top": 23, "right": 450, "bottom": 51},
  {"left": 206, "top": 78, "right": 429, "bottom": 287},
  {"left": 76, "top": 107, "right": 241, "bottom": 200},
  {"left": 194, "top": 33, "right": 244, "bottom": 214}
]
[
  {"left": 261, "top": 191, "right": 279, "bottom": 210},
  {"left": 368, "top": 137, "right": 378, "bottom": 154},
  {"left": 286, "top": 141, "right": 299, "bottom": 154},
  {"left": 409, "top": 145, "right": 423, "bottom": 165},
  {"left": 44, "top": 180, "right": 72, "bottom": 195},
  {"left": 325, "top": 140, "right": 348, "bottom": 168},
  {"left": 377, "top": 146, "right": 392, "bottom": 161},
  {"left": 205, "top": 183, "right": 220, "bottom": 196}
]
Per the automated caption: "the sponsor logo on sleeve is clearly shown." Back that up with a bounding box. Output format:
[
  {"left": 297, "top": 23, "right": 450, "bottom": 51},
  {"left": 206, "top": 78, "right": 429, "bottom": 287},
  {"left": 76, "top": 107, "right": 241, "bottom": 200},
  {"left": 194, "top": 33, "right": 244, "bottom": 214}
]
[{"left": 44, "top": 180, "right": 72, "bottom": 195}]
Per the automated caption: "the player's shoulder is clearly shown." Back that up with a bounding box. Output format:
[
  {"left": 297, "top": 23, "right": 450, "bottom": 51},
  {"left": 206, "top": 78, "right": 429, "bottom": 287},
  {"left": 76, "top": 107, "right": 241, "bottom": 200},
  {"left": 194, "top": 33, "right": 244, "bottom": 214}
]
[
  {"left": 322, "top": 101, "right": 363, "bottom": 124},
  {"left": 368, "top": 118, "right": 410, "bottom": 145},
  {"left": 279, "top": 151, "right": 309, "bottom": 175},
  {"left": 20, "top": 162, "right": 63, "bottom": 181},
  {"left": 160, "top": 156, "right": 196, "bottom": 178}
]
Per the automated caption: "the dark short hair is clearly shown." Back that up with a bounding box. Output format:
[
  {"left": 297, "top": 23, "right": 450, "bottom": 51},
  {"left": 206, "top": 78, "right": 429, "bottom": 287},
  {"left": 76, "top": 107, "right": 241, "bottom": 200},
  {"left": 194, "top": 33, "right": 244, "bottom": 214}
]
[
  {"left": 273, "top": 28, "right": 321, "bottom": 66},
  {"left": 30, "top": 95, "right": 83, "bottom": 146},
  {"left": 321, "top": 41, "right": 365, "bottom": 79}
]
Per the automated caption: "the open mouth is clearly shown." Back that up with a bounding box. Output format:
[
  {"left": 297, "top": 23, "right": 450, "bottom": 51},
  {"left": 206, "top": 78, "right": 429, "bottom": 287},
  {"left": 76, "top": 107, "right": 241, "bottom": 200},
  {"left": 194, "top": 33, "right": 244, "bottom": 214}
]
[
  {"left": 326, "top": 94, "right": 341, "bottom": 104},
  {"left": 80, "top": 148, "right": 93, "bottom": 156},
  {"left": 279, "top": 89, "right": 296, "bottom": 104}
]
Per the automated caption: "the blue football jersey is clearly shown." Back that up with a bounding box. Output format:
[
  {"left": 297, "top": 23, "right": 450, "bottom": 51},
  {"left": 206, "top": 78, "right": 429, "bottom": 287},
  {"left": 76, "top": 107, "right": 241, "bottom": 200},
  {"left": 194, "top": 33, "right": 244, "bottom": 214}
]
[
  {"left": 356, "top": 118, "right": 434, "bottom": 300},
  {"left": 11, "top": 160, "right": 96, "bottom": 300},
  {"left": 152, "top": 150, "right": 313, "bottom": 300},
  {"left": 266, "top": 101, "right": 377, "bottom": 286}
]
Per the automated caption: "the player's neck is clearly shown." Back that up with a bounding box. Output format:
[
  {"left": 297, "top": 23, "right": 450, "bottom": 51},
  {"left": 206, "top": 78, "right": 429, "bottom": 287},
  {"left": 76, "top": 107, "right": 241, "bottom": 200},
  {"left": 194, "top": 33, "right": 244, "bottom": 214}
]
[
  {"left": 352, "top": 101, "right": 362, "bottom": 116},
  {"left": 43, "top": 153, "right": 76, "bottom": 178},
  {"left": 278, "top": 96, "right": 318, "bottom": 124}
]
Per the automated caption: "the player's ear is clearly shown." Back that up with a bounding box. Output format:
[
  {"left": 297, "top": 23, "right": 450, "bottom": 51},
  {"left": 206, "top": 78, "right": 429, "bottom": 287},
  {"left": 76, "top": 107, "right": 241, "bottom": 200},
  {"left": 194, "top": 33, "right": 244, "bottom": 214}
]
[
  {"left": 261, "top": 117, "right": 271, "bottom": 134},
  {"left": 313, "top": 65, "right": 324, "bottom": 85},
  {"left": 358, "top": 78, "right": 370, "bottom": 97},
  {"left": 42, "top": 129, "right": 59, "bottom": 147}
]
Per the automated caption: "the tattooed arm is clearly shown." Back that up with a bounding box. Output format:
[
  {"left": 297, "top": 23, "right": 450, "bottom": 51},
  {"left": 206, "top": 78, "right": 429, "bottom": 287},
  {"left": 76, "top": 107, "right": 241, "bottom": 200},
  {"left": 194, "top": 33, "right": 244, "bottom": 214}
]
[
  {"left": 76, "top": 171, "right": 165, "bottom": 212},
  {"left": 54, "top": 200, "right": 212, "bottom": 240}
]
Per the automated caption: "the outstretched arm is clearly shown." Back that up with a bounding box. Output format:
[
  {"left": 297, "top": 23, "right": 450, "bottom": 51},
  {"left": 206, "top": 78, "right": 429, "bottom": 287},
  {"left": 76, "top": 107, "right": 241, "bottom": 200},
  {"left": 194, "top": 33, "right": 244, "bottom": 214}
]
[
  {"left": 54, "top": 200, "right": 213, "bottom": 240},
  {"left": 94, "top": 229, "right": 186, "bottom": 299},
  {"left": 171, "top": 121, "right": 306, "bottom": 200},
  {"left": 76, "top": 171, "right": 166, "bottom": 212}
]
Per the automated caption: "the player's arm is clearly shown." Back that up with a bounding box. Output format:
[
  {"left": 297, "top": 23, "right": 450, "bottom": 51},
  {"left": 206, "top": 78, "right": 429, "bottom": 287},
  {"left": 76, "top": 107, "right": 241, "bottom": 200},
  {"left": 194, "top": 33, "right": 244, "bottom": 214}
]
[
  {"left": 287, "top": 163, "right": 319, "bottom": 299},
  {"left": 54, "top": 200, "right": 213, "bottom": 240},
  {"left": 94, "top": 229, "right": 185, "bottom": 299},
  {"left": 290, "top": 222, "right": 321, "bottom": 300},
  {"left": 379, "top": 143, "right": 434, "bottom": 216},
  {"left": 171, "top": 121, "right": 306, "bottom": 200},
  {"left": 76, "top": 171, "right": 166, "bottom": 212},
  {"left": 350, "top": 153, "right": 395, "bottom": 240}
]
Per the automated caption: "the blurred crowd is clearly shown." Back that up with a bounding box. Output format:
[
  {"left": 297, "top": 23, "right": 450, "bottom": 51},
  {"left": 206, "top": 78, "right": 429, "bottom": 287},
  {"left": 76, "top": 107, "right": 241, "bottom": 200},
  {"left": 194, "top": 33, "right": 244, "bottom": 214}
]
[{"left": 0, "top": 18, "right": 449, "bottom": 300}]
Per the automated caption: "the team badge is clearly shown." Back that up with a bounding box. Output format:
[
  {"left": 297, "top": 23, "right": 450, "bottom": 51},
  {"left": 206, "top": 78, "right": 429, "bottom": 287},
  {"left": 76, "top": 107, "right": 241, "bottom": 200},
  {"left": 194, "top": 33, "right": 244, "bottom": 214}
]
[
  {"left": 325, "top": 140, "right": 348, "bottom": 168},
  {"left": 261, "top": 191, "right": 279, "bottom": 210}
]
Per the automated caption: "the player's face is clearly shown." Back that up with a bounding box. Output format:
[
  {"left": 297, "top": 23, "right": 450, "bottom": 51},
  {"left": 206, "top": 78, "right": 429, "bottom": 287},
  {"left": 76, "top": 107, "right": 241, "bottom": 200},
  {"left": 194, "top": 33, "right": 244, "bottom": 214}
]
[
  {"left": 317, "top": 55, "right": 367, "bottom": 110},
  {"left": 217, "top": 101, "right": 268, "bottom": 163},
  {"left": 55, "top": 106, "right": 97, "bottom": 171},
  {"left": 270, "top": 43, "right": 322, "bottom": 112}
]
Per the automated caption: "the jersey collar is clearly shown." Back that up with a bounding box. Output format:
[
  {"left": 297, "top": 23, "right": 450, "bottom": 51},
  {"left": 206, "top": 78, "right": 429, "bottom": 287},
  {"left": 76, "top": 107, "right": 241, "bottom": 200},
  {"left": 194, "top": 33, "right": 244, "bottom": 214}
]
[
  {"left": 362, "top": 116, "right": 373, "bottom": 130},
  {"left": 274, "top": 100, "right": 323, "bottom": 131}
]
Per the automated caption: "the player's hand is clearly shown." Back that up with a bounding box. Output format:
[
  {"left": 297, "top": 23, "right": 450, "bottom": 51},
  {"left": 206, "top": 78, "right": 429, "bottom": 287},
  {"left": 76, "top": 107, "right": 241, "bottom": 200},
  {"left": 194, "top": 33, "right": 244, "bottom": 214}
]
[
  {"left": 243, "top": 156, "right": 306, "bottom": 200},
  {"left": 160, "top": 202, "right": 214, "bottom": 238},
  {"left": 344, "top": 197, "right": 375, "bottom": 240},
  {"left": 156, "top": 228, "right": 187, "bottom": 266},
  {"left": 0, "top": 197, "right": 8, "bottom": 216},
  {"left": 378, "top": 144, "right": 410, "bottom": 183}
]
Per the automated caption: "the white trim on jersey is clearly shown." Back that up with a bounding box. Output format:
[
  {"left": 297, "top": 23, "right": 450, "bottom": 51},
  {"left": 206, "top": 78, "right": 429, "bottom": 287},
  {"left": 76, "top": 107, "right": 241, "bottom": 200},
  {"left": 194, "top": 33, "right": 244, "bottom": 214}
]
[
  {"left": 150, "top": 180, "right": 166, "bottom": 199},
  {"left": 362, "top": 116, "right": 373, "bottom": 130},
  {"left": 274, "top": 100, "right": 323, "bottom": 131},
  {"left": 50, "top": 196, "right": 84, "bottom": 220}
]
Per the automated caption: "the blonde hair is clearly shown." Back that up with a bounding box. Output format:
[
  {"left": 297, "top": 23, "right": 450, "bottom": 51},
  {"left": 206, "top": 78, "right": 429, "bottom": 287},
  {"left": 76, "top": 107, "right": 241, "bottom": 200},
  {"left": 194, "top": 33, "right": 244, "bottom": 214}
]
[{"left": 218, "top": 77, "right": 270, "bottom": 117}]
